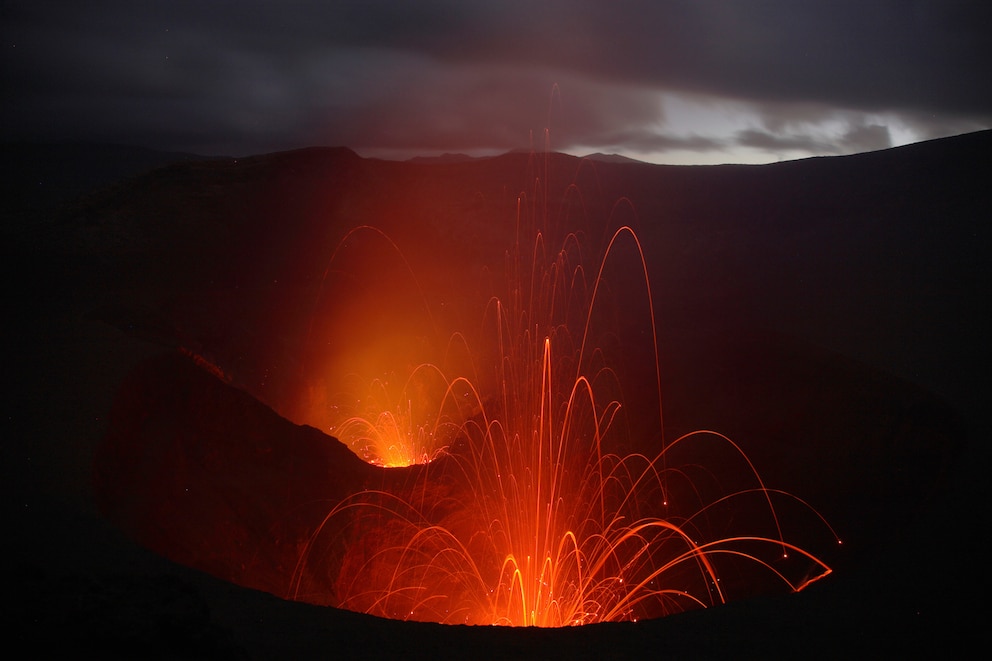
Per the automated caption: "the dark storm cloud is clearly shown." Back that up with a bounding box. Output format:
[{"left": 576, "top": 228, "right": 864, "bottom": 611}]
[
  {"left": 737, "top": 116, "right": 894, "bottom": 156},
  {"left": 2, "top": 0, "right": 989, "bottom": 159},
  {"left": 736, "top": 128, "right": 844, "bottom": 156}
]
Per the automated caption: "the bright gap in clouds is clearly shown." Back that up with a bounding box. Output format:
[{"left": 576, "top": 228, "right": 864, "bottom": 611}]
[
  {"left": 563, "top": 92, "right": 946, "bottom": 166},
  {"left": 353, "top": 78, "right": 988, "bottom": 167}
]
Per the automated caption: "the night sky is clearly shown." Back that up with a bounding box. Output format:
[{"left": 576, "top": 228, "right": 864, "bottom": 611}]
[{"left": 3, "top": 0, "right": 990, "bottom": 164}]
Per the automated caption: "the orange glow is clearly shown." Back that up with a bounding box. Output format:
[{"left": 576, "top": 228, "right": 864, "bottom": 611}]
[
  {"left": 295, "top": 224, "right": 460, "bottom": 467},
  {"left": 287, "top": 157, "right": 839, "bottom": 626}
]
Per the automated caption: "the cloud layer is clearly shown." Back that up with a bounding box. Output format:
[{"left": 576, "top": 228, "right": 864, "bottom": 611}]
[{"left": 3, "top": 1, "right": 990, "bottom": 162}]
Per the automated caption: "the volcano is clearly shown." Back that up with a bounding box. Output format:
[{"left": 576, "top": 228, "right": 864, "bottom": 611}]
[{"left": 6, "top": 131, "right": 989, "bottom": 657}]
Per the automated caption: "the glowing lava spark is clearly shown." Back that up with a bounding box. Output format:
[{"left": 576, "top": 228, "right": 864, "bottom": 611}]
[{"left": 291, "top": 154, "right": 839, "bottom": 626}]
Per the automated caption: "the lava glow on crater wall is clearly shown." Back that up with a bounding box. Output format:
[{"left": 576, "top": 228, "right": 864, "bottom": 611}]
[
  {"left": 91, "top": 147, "right": 842, "bottom": 630},
  {"left": 281, "top": 154, "right": 839, "bottom": 627}
]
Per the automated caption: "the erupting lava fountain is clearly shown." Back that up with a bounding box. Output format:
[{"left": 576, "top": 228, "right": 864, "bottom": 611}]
[{"left": 288, "top": 153, "right": 840, "bottom": 626}]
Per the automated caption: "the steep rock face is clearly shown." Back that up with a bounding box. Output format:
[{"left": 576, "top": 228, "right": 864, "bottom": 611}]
[
  {"left": 93, "top": 350, "right": 371, "bottom": 601},
  {"left": 94, "top": 349, "right": 475, "bottom": 610}
]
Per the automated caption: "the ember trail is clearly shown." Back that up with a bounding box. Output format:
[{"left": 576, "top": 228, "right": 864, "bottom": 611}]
[{"left": 291, "top": 156, "right": 838, "bottom": 626}]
